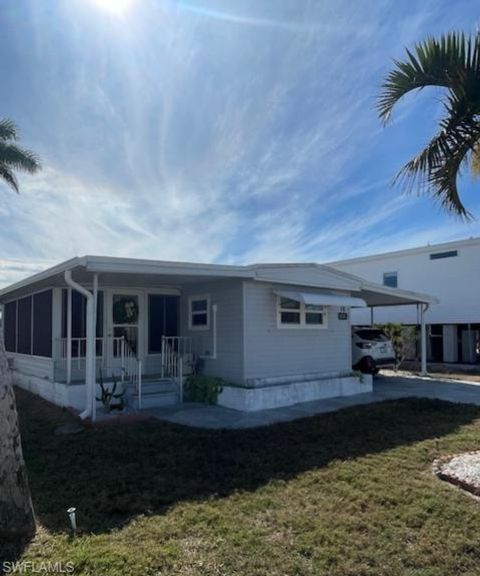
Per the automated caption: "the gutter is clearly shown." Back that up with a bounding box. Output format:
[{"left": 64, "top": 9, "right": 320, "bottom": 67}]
[{"left": 64, "top": 269, "right": 97, "bottom": 421}]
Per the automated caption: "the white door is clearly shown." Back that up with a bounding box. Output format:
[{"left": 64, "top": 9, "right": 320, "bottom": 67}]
[{"left": 106, "top": 291, "right": 143, "bottom": 377}]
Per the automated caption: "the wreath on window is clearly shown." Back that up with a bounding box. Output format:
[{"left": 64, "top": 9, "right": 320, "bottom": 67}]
[{"left": 113, "top": 297, "right": 139, "bottom": 324}]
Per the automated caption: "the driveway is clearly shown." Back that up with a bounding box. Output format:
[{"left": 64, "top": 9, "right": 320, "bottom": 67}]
[
  {"left": 374, "top": 373, "right": 480, "bottom": 405},
  {"left": 148, "top": 374, "right": 480, "bottom": 430}
]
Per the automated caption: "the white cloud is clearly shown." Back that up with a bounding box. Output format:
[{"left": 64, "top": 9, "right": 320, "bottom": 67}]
[{"left": 1, "top": 0, "right": 479, "bottom": 287}]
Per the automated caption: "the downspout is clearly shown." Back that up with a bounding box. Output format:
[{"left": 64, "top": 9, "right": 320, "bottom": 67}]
[{"left": 64, "top": 270, "right": 97, "bottom": 421}]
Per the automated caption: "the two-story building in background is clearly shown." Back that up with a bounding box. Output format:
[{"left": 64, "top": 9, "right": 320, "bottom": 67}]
[{"left": 331, "top": 237, "right": 480, "bottom": 365}]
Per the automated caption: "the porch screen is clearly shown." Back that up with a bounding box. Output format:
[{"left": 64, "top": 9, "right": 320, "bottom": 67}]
[
  {"left": 148, "top": 295, "right": 179, "bottom": 353},
  {"left": 17, "top": 296, "right": 32, "bottom": 354},
  {"left": 3, "top": 292, "right": 53, "bottom": 356},
  {"left": 32, "top": 290, "right": 53, "bottom": 357},
  {"left": 4, "top": 300, "right": 17, "bottom": 353},
  {"left": 61, "top": 289, "right": 104, "bottom": 338}
]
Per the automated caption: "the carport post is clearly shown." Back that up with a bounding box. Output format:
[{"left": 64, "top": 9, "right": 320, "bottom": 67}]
[{"left": 420, "top": 304, "right": 428, "bottom": 375}]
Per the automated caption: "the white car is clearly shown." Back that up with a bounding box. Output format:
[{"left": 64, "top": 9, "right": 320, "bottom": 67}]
[{"left": 352, "top": 328, "right": 396, "bottom": 374}]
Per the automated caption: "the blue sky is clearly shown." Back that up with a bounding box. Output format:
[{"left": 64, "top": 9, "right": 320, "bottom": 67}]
[{"left": 1, "top": 0, "right": 480, "bottom": 286}]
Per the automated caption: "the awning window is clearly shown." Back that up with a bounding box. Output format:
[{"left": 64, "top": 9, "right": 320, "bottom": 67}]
[{"left": 274, "top": 290, "right": 366, "bottom": 308}]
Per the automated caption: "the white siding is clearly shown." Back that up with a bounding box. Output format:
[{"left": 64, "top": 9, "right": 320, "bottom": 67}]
[
  {"left": 180, "top": 280, "right": 245, "bottom": 383},
  {"left": 333, "top": 239, "right": 480, "bottom": 325},
  {"left": 8, "top": 354, "right": 54, "bottom": 380},
  {"left": 243, "top": 281, "right": 351, "bottom": 381}
]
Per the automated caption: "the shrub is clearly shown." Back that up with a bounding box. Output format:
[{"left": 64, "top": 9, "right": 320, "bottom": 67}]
[{"left": 184, "top": 375, "right": 225, "bottom": 404}]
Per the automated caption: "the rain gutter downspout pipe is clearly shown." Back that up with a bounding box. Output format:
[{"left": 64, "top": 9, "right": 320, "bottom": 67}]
[{"left": 64, "top": 269, "right": 97, "bottom": 421}]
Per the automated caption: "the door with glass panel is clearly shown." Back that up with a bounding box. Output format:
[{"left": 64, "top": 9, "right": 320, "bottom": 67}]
[{"left": 107, "top": 292, "right": 142, "bottom": 376}]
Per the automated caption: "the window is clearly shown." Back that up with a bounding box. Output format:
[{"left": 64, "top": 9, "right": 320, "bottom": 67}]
[
  {"left": 277, "top": 297, "right": 327, "bottom": 328},
  {"left": 430, "top": 250, "right": 458, "bottom": 260},
  {"left": 148, "top": 294, "right": 179, "bottom": 353},
  {"left": 383, "top": 272, "right": 398, "bottom": 288},
  {"left": 189, "top": 295, "right": 210, "bottom": 330},
  {"left": 17, "top": 296, "right": 32, "bottom": 354},
  {"left": 4, "top": 301, "right": 17, "bottom": 353},
  {"left": 278, "top": 297, "right": 301, "bottom": 325},
  {"left": 32, "top": 290, "right": 53, "bottom": 357},
  {"left": 3, "top": 291, "right": 53, "bottom": 357}
]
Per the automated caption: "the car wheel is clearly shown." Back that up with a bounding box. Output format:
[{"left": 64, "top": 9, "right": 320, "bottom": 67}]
[{"left": 360, "top": 356, "right": 376, "bottom": 375}]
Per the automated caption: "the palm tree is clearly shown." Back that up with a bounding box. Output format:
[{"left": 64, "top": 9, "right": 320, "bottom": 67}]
[
  {"left": 0, "top": 119, "right": 40, "bottom": 192},
  {"left": 378, "top": 31, "right": 480, "bottom": 218},
  {"left": 0, "top": 118, "right": 40, "bottom": 539}
]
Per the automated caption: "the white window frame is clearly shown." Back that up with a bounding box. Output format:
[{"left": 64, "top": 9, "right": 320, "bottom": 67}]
[
  {"left": 276, "top": 296, "right": 328, "bottom": 329},
  {"left": 188, "top": 294, "right": 211, "bottom": 331}
]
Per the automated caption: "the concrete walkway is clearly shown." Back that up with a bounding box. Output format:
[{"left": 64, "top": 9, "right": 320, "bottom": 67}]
[{"left": 147, "top": 374, "right": 480, "bottom": 430}]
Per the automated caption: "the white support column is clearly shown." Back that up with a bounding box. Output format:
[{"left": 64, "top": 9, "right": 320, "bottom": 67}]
[
  {"left": 211, "top": 304, "right": 218, "bottom": 359},
  {"left": 420, "top": 304, "right": 428, "bottom": 375},
  {"left": 91, "top": 274, "right": 98, "bottom": 422},
  {"left": 66, "top": 288, "right": 72, "bottom": 385},
  {"left": 85, "top": 296, "right": 95, "bottom": 420}
]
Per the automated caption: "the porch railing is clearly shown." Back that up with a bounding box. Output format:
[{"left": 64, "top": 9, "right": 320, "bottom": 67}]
[
  {"left": 56, "top": 337, "right": 109, "bottom": 377},
  {"left": 55, "top": 335, "right": 191, "bottom": 405},
  {"left": 56, "top": 336, "right": 143, "bottom": 408},
  {"left": 161, "top": 336, "right": 191, "bottom": 402},
  {"left": 119, "top": 337, "right": 143, "bottom": 410}
]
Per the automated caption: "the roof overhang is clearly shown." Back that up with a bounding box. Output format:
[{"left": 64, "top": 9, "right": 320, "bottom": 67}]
[
  {"left": 0, "top": 255, "right": 437, "bottom": 308},
  {"left": 358, "top": 281, "right": 437, "bottom": 307}
]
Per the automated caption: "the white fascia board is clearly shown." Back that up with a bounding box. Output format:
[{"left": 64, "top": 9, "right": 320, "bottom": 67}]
[
  {"left": 0, "top": 256, "right": 86, "bottom": 299},
  {"left": 84, "top": 256, "right": 255, "bottom": 278}
]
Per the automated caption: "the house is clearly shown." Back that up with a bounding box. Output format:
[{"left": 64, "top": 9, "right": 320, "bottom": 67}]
[
  {"left": 330, "top": 237, "right": 480, "bottom": 365},
  {"left": 0, "top": 255, "right": 434, "bottom": 419}
]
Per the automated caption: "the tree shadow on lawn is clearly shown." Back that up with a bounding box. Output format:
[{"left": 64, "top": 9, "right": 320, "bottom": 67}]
[{"left": 7, "top": 387, "right": 480, "bottom": 551}]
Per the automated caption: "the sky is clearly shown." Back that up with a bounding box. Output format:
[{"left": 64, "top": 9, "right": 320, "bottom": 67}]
[{"left": 1, "top": 0, "right": 480, "bottom": 287}]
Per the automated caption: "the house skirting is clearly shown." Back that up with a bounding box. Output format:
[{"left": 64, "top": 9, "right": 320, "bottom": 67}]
[
  {"left": 12, "top": 370, "right": 87, "bottom": 410},
  {"left": 217, "top": 373, "right": 373, "bottom": 412}
]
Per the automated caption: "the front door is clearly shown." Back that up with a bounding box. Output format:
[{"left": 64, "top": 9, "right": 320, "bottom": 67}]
[{"left": 106, "top": 291, "right": 143, "bottom": 376}]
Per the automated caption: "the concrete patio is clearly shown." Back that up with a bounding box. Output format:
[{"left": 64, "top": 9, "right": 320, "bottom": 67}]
[{"left": 146, "top": 373, "right": 480, "bottom": 429}]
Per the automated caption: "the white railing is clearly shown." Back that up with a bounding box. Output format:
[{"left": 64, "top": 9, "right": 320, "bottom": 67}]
[
  {"left": 119, "top": 337, "right": 143, "bottom": 410},
  {"left": 56, "top": 336, "right": 143, "bottom": 408},
  {"left": 57, "top": 337, "right": 106, "bottom": 375},
  {"left": 161, "top": 336, "right": 189, "bottom": 401}
]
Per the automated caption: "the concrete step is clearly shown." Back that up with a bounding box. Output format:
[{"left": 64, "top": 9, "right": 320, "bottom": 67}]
[
  {"left": 139, "top": 382, "right": 177, "bottom": 395},
  {"left": 131, "top": 379, "right": 179, "bottom": 408},
  {"left": 136, "top": 391, "right": 178, "bottom": 409}
]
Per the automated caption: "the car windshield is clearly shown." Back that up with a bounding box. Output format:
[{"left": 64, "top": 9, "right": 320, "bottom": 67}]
[{"left": 355, "top": 329, "right": 389, "bottom": 342}]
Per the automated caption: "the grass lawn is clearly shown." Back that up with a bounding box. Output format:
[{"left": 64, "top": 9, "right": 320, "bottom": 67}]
[{"left": 4, "top": 388, "right": 480, "bottom": 575}]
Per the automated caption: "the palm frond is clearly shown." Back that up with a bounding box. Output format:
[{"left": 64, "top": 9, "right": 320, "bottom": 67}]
[
  {"left": 0, "top": 164, "right": 19, "bottom": 193},
  {"left": 395, "top": 116, "right": 480, "bottom": 218},
  {"left": 0, "top": 142, "right": 41, "bottom": 174},
  {"left": 378, "top": 31, "right": 480, "bottom": 124},
  {"left": 0, "top": 118, "right": 18, "bottom": 142}
]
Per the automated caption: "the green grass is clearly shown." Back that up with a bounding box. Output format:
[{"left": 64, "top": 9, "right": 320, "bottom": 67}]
[{"left": 4, "top": 388, "right": 480, "bottom": 575}]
